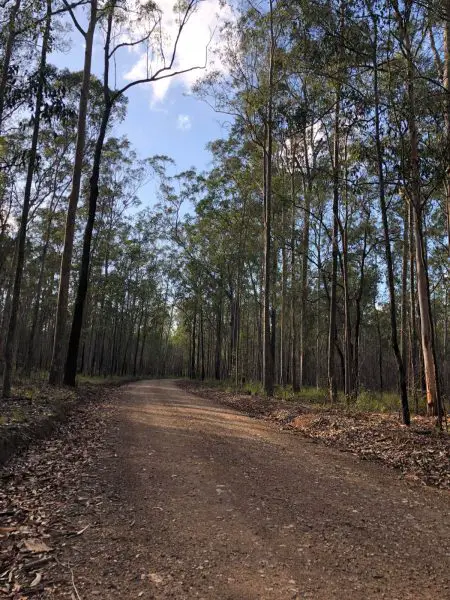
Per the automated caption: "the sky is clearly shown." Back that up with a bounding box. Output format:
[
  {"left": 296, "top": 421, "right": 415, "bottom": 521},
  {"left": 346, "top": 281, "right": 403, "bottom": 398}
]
[{"left": 49, "top": 0, "right": 234, "bottom": 210}]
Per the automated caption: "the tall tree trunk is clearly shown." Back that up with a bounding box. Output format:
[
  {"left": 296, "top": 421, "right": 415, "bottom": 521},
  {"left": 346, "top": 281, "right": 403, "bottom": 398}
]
[
  {"left": 327, "top": 0, "right": 345, "bottom": 403},
  {"left": 290, "top": 160, "right": 299, "bottom": 393},
  {"left": 200, "top": 305, "right": 205, "bottom": 381},
  {"left": 444, "top": 0, "right": 450, "bottom": 255},
  {"left": 64, "top": 104, "right": 111, "bottom": 385},
  {"left": 413, "top": 212, "right": 441, "bottom": 419},
  {"left": 375, "top": 299, "right": 383, "bottom": 396},
  {"left": 133, "top": 307, "right": 144, "bottom": 376},
  {"left": 110, "top": 302, "right": 119, "bottom": 376},
  {"left": 299, "top": 180, "right": 310, "bottom": 390},
  {"left": 49, "top": 0, "right": 97, "bottom": 385},
  {"left": 0, "top": 0, "right": 21, "bottom": 131},
  {"left": 352, "top": 227, "right": 368, "bottom": 396},
  {"left": 190, "top": 309, "right": 197, "bottom": 379},
  {"left": 315, "top": 229, "right": 322, "bottom": 390},
  {"left": 0, "top": 239, "right": 16, "bottom": 366},
  {"left": 25, "top": 208, "right": 54, "bottom": 374},
  {"left": 408, "top": 201, "right": 418, "bottom": 410},
  {"left": 400, "top": 11, "right": 442, "bottom": 423},
  {"left": 63, "top": 0, "right": 116, "bottom": 386},
  {"left": 371, "top": 10, "right": 410, "bottom": 424},
  {"left": 214, "top": 295, "right": 222, "bottom": 380},
  {"left": 262, "top": 0, "right": 275, "bottom": 396},
  {"left": 2, "top": 0, "right": 51, "bottom": 397},
  {"left": 401, "top": 197, "right": 408, "bottom": 367},
  {"left": 341, "top": 153, "right": 353, "bottom": 400},
  {"left": 280, "top": 204, "right": 287, "bottom": 386},
  {"left": 139, "top": 313, "right": 149, "bottom": 374},
  {"left": 328, "top": 86, "right": 340, "bottom": 404}
]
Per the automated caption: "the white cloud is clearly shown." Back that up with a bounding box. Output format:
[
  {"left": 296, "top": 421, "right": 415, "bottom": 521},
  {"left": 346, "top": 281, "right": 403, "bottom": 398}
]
[
  {"left": 177, "top": 114, "right": 192, "bottom": 130},
  {"left": 123, "top": 0, "right": 234, "bottom": 104}
]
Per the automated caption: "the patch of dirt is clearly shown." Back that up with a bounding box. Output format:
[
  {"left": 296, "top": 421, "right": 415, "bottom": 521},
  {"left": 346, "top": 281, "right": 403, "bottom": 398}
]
[
  {"left": 0, "top": 384, "right": 79, "bottom": 465},
  {"left": 0, "top": 384, "right": 76, "bottom": 426},
  {"left": 288, "top": 412, "right": 449, "bottom": 489},
  {"left": 178, "top": 381, "right": 305, "bottom": 420},
  {"left": 179, "top": 381, "right": 450, "bottom": 490},
  {"left": 0, "top": 380, "right": 140, "bottom": 466},
  {"left": 0, "top": 385, "right": 120, "bottom": 598}
]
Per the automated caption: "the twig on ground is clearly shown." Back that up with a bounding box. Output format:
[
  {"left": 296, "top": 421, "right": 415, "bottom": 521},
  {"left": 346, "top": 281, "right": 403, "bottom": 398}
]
[{"left": 70, "top": 565, "right": 82, "bottom": 600}]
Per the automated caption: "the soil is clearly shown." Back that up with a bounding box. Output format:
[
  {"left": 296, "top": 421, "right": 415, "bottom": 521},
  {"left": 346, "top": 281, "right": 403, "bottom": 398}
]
[
  {"left": 0, "top": 384, "right": 77, "bottom": 466},
  {"left": 179, "top": 380, "right": 450, "bottom": 490},
  {"left": 1, "top": 379, "right": 449, "bottom": 599}
]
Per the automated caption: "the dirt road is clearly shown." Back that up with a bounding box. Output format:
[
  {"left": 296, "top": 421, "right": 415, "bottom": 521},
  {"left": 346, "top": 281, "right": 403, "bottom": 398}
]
[{"left": 59, "top": 380, "right": 449, "bottom": 599}]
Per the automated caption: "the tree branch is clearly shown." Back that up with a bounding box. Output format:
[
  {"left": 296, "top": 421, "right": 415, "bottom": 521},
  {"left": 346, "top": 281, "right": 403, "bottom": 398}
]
[{"left": 63, "top": 0, "right": 87, "bottom": 38}]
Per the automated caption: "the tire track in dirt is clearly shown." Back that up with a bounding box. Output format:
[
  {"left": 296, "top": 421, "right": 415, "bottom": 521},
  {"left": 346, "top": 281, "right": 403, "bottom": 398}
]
[{"left": 53, "top": 379, "right": 450, "bottom": 599}]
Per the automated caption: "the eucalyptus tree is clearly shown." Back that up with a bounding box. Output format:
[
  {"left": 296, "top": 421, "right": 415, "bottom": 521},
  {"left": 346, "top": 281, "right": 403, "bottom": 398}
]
[
  {"left": 0, "top": 0, "right": 22, "bottom": 131},
  {"left": 23, "top": 122, "right": 81, "bottom": 374},
  {"left": 63, "top": 0, "right": 207, "bottom": 385},
  {"left": 2, "top": 0, "right": 52, "bottom": 397},
  {"left": 359, "top": 0, "right": 411, "bottom": 424},
  {"left": 49, "top": 0, "right": 98, "bottom": 384},
  {"left": 443, "top": 0, "right": 450, "bottom": 254},
  {"left": 389, "top": 0, "right": 443, "bottom": 423},
  {"left": 79, "top": 136, "right": 145, "bottom": 376},
  {"left": 196, "top": 0, "right": 290, "bottom": 394}
]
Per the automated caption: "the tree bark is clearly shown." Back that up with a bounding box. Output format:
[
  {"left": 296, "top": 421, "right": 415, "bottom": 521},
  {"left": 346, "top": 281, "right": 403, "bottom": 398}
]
[
  {"left": 327, "top": 87, "right": 339, "bottom": 404},
  {"left": 25, "top": 205, "right": 54, "bottom": 374},
  {"left": 408, "top": 201, "right": 418, "bottom": 410},
  {"left": 299, "top": 176, "right": 310, "bottom": 389},
  {"left": 352, "top": 227, "right": 368, "bottom": 396},
  {"left": 290, "top": 157, "right": 299, "bottom": 393},
  {"left": 400, "top": 10, "right": 442, "bottom": 423},
  {"left": 262, "top": 0, "right": 275, "bottom": 396},
  {"left": 49, "top": 0, "right": 97, "bottom": 385},
  {"left": 64, "top": 103, "right": 111, "bottom": 385},
  {"left": 214, "top": 295, "right": 222, "bottom": 380},
  {"left": 190, "top": 309, "right": 197, "bottom": 379},
  {"left": 341, "top": 146, "right": 353, "bottom": 400},
  {"left": 133, "top": 307, "right": 144, "bottom": 377},
  {"left": 444, "top": 0, "right": 450, "bottom": 255},
  {"left": 401, "top": 197, "right": 408, "bottom": 368},
  {"left": 200, "top": 305, "right": 205, "bottom": 381},
  {"left": 280, "top": 204, "right": 287, "bottom": 386},
  {"left": 371, "top": 10, "right": 410, "bottom": 424}
]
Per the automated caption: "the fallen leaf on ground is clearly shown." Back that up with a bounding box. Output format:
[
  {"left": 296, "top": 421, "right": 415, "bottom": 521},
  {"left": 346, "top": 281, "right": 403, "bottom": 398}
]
[
  {"left": 30, "top": 572, "right": 42, "bottom": 587},
  {"left": 23, "top": 539, "right": 52, "bottom": 553}
]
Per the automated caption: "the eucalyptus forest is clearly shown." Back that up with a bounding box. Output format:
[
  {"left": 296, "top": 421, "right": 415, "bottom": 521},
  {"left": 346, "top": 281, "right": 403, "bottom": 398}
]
[
  {"left": 1, "top": 1, "right": 450, "bottom": 597},
  {"left": 0, "top": 0, "right": 449, "bottom": 426}
]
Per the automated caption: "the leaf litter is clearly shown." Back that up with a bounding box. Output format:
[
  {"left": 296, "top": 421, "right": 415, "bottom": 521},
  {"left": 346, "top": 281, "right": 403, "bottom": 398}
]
[{"left": 0, "top": 386, "right": 120, "bottom": 598}]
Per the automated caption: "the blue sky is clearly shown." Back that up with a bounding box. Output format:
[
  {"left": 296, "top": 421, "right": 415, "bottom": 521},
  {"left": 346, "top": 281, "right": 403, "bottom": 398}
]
[{"left": 49, "top": 0, "right": 234, "bottom": 210}]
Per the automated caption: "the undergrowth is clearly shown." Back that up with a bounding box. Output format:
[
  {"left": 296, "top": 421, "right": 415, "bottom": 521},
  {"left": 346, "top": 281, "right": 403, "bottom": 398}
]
[
  {"left": 77, "top": 374, "right": 139, "bottom": 385},
  {"left": 193, "top": 378, "right": 431, "bottom": 415}
]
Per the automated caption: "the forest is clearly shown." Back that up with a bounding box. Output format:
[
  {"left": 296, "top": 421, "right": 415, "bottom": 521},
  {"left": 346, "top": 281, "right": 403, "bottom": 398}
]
[{"left": 0, "top": 0, "right": 449, "bottom": 430}]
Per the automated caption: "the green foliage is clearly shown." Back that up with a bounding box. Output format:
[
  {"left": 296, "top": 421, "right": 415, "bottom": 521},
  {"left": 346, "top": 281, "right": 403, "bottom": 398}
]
[
  {"left": 11, "top": 407, "right": 27, "bottom": 423},
  {"left": 242, "top": 381, "right": 264, "bottom": 396},
  {"left": 350, "top": 390, "right": 401, "bottom": 414},
  {"left": 77, "top": 375, "right": 142, "bottom": 385}
]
